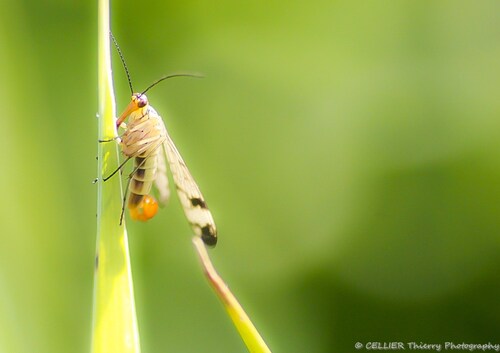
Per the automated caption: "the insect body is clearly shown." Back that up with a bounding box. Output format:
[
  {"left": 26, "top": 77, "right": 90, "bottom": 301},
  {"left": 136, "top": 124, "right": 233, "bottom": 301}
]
[{"left": 116, "top": 93, "right": 217, "bottom": 246}]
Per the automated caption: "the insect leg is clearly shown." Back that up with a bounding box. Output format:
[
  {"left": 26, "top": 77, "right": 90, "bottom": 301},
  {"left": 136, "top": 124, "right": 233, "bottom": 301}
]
[
  {"left": 119, "top": 178, "right": 132, "bottom": 225},
  {"left": 126, "top": 138, "right": 165, "bottom": 179},
  {"left": 98, "top": 136, "right": 121, "bottom": 143},
  {"left": 103, "top": 129, "right": 162, "bottom": 183},
  {"left": 102, "top": 156, "right": 132, "bottom": 182}
]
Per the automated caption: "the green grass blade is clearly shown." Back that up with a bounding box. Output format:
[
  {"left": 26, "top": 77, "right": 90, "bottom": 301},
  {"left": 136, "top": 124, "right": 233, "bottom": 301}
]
[
  {"left": 91, "top": 0, "right": 141, "bottom": 352},
  {"left": 192, "top": 237, "right": 272, "bottom": 353}
]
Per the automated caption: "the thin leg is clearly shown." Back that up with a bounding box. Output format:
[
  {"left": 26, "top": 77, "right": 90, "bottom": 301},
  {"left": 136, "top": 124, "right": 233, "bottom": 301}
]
[
  {"left": 119, "top": 178, "right": 131, "bottom": 225},
  {"left": 98, "top": 136, "right": 120, "bottom": 143},
  {"left": 127, "top": 154, "right": 149, "bottom": 179},
  {"left": 103, "top": 156, "right": 132, "bottom": 182}
]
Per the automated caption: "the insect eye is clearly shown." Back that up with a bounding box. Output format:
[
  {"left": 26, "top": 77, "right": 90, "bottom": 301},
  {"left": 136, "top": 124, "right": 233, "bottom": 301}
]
[{"left": 136, "top": 95, "right": 148, "bottom": 108}]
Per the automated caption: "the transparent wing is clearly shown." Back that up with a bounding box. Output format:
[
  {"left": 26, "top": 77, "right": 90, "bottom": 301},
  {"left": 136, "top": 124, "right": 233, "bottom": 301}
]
[
  {"left": 153, "top": 148, "right": 171, "bottom": 206},
  {"left": 163, "top": 131, "right": 217, "bottom": 246}
]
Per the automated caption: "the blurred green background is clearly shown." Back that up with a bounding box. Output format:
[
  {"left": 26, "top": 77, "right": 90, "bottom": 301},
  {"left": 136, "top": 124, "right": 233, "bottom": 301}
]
[{"left": 1, "top": 1, "right": 500, "bottom": 352}]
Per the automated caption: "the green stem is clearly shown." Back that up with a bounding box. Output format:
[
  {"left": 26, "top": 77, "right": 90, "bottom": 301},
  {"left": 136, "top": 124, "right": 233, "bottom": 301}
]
[
  {"left": 91, "top": 0, "right": 141, "bottom": 352},
  {"left": 193, "top": 237, "right": 272, "bottom": 353}
]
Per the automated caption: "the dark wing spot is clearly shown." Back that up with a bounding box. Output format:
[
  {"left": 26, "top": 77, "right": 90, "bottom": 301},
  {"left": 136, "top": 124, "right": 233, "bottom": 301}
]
[
  {"left": 191, "top": 197, "right": 207, "bottom": 208},
  {"left": 201, "top": 225, "right": 217, "bottom": 247}
]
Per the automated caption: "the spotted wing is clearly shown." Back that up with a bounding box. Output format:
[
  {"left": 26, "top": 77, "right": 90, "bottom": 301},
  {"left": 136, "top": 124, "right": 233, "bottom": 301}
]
[{"left": 162, "top": 131, "right": 217, "bottom": 246}]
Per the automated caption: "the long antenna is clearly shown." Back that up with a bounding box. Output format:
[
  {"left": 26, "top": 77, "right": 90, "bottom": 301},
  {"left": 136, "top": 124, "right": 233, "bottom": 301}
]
[
  {"left": 141, "top": 73, "right": 204, "bottom": 96},
  {"left": 110, "top": 31, "right": 134, "bottom": 94}
]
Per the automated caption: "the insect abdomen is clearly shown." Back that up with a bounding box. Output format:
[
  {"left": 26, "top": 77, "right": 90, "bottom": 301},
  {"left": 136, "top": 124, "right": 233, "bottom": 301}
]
[{"left": 128, "top": 154, "right": 159, "bottom": 221}]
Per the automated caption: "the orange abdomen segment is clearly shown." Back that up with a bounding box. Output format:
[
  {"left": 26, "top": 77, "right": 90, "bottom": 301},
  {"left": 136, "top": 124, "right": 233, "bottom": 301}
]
[{"left": 129, "top": 194, "right": 159, "bottom": 221}]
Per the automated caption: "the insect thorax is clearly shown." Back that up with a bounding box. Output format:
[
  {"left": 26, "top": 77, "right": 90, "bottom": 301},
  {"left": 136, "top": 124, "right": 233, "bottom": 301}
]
[{"left": 121, "top": 106, "right": 166, "bottom": 158}]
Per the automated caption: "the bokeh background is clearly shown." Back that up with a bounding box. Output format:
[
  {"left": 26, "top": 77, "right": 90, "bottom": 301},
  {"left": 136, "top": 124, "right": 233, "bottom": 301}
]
[{"left": 1, "top": 1, "right": 500, "bottom": 352}]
